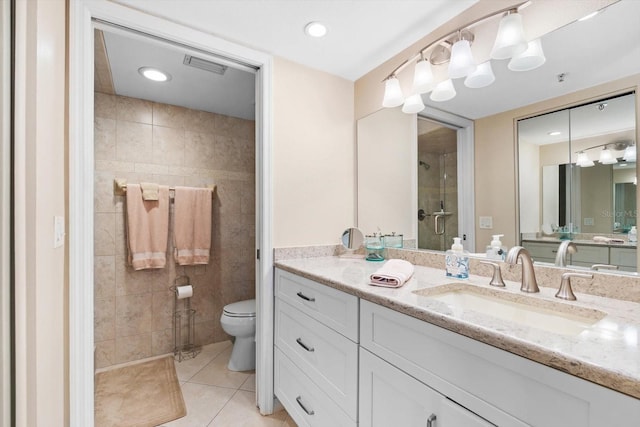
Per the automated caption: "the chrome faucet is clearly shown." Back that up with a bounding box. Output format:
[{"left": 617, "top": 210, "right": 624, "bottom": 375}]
[
  {"left": 554, "top": 240, "right": 577, "bottom": 267},
  {"left": 556, "top": 272, "right": 593, "bottom": 301},
  {"left": 506, "top": 246, "right": 540, "bottom": 293}
]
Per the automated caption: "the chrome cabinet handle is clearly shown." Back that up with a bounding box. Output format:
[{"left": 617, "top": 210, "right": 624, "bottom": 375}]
[
  {"left": 296, "top": 291, "right": 315, "bottom": 302},
  {"left": 296, "top": 396, "right": 315, "bottom": 415},
  {"left": 427, "top": 413, "right": 437, "bottom": 427},
  {"left": 296, "top": 337, "right": 315, "bottom": 352}
]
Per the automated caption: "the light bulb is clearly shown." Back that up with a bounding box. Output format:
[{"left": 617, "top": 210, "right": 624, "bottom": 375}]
[
  {"left": 464, "top": 61, "right": 495, "bottom": 88},
  {"left": 382, "top": 76, "right": 404, "bottom": 108},
  {"left": 402, "top": 94, "right": 425, "bottom": 114},
  {"left": 412, "top": 59, "right": 433, "bottom": 94},
  {"left": 448, "top": 39, "right": 476, "bottom": 79},
  {"left": 430, "top": 79, "right": 456, "bottom": 102},
  {"left": 508, "top": 39, "right": 546, "bottom": 71}
]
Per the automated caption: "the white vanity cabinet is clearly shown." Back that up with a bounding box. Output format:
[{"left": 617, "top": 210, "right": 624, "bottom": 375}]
[
  {"left": 274, "top": 269, "right": 359, "bottom": 427},
  {"left": 522, "top": 240, "right": 621, "bottom": 268},
  {"left": 360, "top": 300, "right": 640, "bottom": 427},
  {"left": 360, "top": 347, "right": 493, "bottom": 427}
]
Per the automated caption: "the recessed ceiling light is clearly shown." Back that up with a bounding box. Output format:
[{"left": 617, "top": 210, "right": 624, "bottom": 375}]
[
  {"left": 138, "top": 67, "right": 171, "bottom": 82},
  {"left": 548, "top": 131, "right": 561, "bottom": 136},
  {"left": 578, "top": 11, "right": 600, "bottom": 22},
  {"left": 304, "top": 22, "right": 327, "bottom": 38}
]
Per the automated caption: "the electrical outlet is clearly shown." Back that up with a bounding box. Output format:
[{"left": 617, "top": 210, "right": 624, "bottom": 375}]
[
  {"left": 479, "top": 216, "right": 493, "bottom": 229},
  {"left": 54, "top": 216, "right": 65, "bottom": 248},
  {"left": 584, "top": 217, "right": 594, "bottom": 226}
]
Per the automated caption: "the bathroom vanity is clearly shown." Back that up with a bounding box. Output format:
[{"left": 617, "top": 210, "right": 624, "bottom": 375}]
[{"left": 273, "top": 258, "right": 640, "bottom": 427}]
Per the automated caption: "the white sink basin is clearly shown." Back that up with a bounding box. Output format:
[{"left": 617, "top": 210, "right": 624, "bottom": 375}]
[{"left": 413, "top": 284, "right": 607, "bottom": 336}]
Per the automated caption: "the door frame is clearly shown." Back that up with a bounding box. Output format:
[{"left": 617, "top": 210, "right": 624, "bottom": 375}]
[
  {"left": 68, "top": 1, "right": 274, "bottom": 425},
  {"left": 418, "top": 107, "right": 475, "bottom": 251}
]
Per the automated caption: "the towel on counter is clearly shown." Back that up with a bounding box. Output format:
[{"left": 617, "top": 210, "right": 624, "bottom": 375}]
[
  {"left": 173, "top": 186, "right": 212, "bottom": 265},
  {"left": 369, "top": 259, "right": 415, "bottom": 288},
  {"left": 593, "top": 236, "right": 626, "bottom": 244},
  {"left": 125, "top": 184, "right": 170, "bottom": 270},
  {"left": 140, "top": 182, "right": 159, "bottom": 201}
]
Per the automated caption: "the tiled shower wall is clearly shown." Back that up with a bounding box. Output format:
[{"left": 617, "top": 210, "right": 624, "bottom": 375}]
[{"left": 93, "top": 93, "right": 255, "bottom": 368}]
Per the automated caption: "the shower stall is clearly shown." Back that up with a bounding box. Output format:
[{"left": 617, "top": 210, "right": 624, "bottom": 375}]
[{"left": 417, "top": 119, "right": 458, "bottom": 251}]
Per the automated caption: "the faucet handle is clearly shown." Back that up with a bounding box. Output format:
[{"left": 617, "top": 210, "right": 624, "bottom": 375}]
[
  {"left": 480, "top": 261, "right": 506, "bottom": 287},
  {"left": 556, "top": 272, "right": 593, "bottom": 301},
  {"left": 591, "top": 264, "right": 619, "bottom": 271}
]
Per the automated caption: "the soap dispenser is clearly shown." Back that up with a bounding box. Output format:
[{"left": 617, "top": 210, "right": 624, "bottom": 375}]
[
  {"left": 629, "top": 226, "right": 638, "bottom": 243},
  {"left": 486, "top": 234, "right": 507, "bottom": 261},
  {"left": 446, "top": 237, "right": 469, "bottom": 279}
]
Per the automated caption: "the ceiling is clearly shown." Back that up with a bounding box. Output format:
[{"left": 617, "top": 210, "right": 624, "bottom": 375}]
[{"left": 101, "top": 0, "right": 640, "bottom": 122}]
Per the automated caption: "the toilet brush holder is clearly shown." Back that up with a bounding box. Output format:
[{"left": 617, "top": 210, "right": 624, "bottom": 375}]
[{"left": 172, "top": 275, "right": 201, "bottom": 362}]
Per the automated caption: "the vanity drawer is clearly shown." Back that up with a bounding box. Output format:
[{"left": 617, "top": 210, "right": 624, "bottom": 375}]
[
  {"left": 522, "top": 241, "right": 557, "bottom": 263},
  {"left": 275, "top": 269, "right": 359, "bottom": 341},
  {"left": 610, "top": 247, "right": 637, "bottom": 270},
  {"left": 275, "top": 299, "right": 358, "bottom": 419},
  {"left": 571, "top": 244, "right": 608, "bottom": 264},
  {"left": 275, "top": 348, "right": 356, "bottom": 427}
]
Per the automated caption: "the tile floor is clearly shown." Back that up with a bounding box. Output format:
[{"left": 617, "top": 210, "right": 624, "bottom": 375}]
[{"left": 160, "top": 340, "right": 296, "bottom": 427}]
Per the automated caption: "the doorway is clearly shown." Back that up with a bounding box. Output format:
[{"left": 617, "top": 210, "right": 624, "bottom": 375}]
[{"left": 69, "top": 2, "right": 274, "bottom": 425}]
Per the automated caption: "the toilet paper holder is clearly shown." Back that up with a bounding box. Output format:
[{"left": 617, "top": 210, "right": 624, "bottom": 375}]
[{"left": 171, "top": 275, "right": 201, "bottom": 362}]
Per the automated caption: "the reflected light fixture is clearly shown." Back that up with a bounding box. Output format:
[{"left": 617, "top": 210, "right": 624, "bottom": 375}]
[
  {"left": 508, "top": 38, "right": 546, "bottom": 71},
  {"left": 382, "top": 76, "right": 404, "bottom": 108},
  {"left": 402, "top": 94, "right": 425, "bottom": 114},
  {"left": 381, "top": 1, "right": 550, "bottom": 111},
  {"left": 624, "top": 144, "right": 637, "bottom": 162},
  {"left": 548, "top": 131, "right": 561, "bottom": 136},
  {"left": 576, "top": 152, "right": 594, "bottom": 167},
  {"left": 138, "top": 67, "right": 171, "bottom": 82},
  {"left": 599, "top": 148, "right": 617, "bottom": 164}
]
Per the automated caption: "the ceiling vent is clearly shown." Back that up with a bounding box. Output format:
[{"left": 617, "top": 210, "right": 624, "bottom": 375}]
[{"left": 183, "top": 55, "right": 228, "bottom": 75}]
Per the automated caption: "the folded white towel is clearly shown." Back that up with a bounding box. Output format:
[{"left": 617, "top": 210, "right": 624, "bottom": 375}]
[
  {"left": 369, "top": 259, "right": 414, "bottom": 288},
  {"left": 593, "top": 236, "right": 625, "bottom": 244}
]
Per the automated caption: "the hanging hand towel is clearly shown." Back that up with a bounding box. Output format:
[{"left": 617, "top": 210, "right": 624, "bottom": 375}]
[
  {"left": 125, "top": 184, "right": 170, "bottom": 270},
  {"left": 140, "top": 182, "right": 160, "bottom": 201},
  {"left": 369, "top": 259, "right": 415, "bottom": 288},
  {"left": 174, "top": 186, "right": 212, "bottom": 265}
]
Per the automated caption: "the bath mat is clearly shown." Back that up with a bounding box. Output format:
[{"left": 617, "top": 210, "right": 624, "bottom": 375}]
[{"left": 95, "top": 356, "right": 186, "bottom": 427}]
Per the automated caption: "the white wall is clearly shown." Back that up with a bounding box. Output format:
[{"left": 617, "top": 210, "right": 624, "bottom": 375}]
[
  {"left": 518, "top": 141, "right": 540, "bottom": 233},
  {"left": 273, "top": 57, "right": 355, "bottom": 247}
]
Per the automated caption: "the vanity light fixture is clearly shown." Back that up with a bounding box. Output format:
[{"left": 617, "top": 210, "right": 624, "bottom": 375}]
[
  {"left": 402, "top": 93, "right": 426, "bottom": 114},
  {"left": 304, "top": 21, "right": 327, "bottom": 38},
  {"left": 599, "top": 148, "right": 617, "bottom": 165},
  {"left": 575, "top": 141, "right": 636, "bottom": 167},
  {"left": 576, "top": 152, "right": 594, "bottom": 167},
  {"left": 624, "top": 144, "right": 637, "bottom": 162},
  {"left": 138, "top": 67, "right": 171, "bottom": 82},
  {"left": 381, "top": 1, "right": 547, "bottom": 110}
]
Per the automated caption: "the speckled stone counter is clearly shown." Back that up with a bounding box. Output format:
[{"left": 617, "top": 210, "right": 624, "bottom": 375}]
[{"left": 275, "top": 256, "right": 640, "bottom": 400}]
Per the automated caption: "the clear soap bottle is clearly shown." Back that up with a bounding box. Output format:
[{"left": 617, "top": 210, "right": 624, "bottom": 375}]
[{"left": 445, "top": 237, "right": 469, "bottom": 279}]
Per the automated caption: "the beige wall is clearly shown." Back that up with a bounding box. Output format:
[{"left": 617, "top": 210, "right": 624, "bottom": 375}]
[
  {"left": 475, "top": 73, "right": 640, "bottom": 249},
  {"left": 13, "top": 0, "right": 68, "bottom": 425},
  {"left": 93, "top": 94, "right": 255, "bottom": 368},
  {"left": 273, "top": 57, "right": 355, "bottom": 247}
]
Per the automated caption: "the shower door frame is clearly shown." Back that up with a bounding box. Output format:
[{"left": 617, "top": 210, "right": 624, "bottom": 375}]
[
  {"left": 69, "top": 2, "right": 275, "bottom": 425},
  {"left": 418, "top": 107, "right": 475, "bottom": 252}
]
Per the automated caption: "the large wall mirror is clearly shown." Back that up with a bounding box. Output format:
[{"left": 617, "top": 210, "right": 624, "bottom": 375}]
[
  {"left": 518, "top": 92, "right": 637, "bottom": 271},
  {"left": 356, "top": 0, "right": 640, "bottom": 268}
]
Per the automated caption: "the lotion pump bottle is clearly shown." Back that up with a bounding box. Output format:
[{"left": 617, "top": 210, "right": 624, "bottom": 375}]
[
  {"left": 446, "top": 237, "right": 469, "bottom": 279},
  {"left": 486, "top": 234, "right": 507, "bottom": 260},
  {"left": 629, "top": 226, "right": 638, "bottom": 243}
]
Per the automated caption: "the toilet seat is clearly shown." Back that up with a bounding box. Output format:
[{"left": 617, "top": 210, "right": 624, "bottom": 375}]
[{"left": 223, "top": 299, "right": 256, "bottom": 318}]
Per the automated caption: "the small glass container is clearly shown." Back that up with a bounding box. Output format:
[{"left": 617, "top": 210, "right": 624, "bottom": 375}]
[
  {"left": 383, "top": 233, "right": 403, "bottom": 248},
  {"left": 365, "top": 234, "right": 385, "bottom": 262}
]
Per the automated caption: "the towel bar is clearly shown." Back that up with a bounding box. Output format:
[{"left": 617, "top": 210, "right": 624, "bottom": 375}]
[{"left": 113, "top": 178, "right": 215, "bottom": 197}]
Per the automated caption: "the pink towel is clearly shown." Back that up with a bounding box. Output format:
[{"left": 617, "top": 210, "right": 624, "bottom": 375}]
[
  {"left": 173, "top": 187, "right": 212, "bottom": 265},
  {"left": 125, "top": 184, "right": 170, "bottom": 270}
]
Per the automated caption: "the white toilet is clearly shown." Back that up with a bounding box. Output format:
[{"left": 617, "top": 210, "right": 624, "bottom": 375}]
[{"left": 220, "top": 299, "right": 256, "bottom": 371}]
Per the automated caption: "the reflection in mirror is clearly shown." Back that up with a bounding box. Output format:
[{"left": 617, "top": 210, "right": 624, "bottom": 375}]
[
  {"left": 341, "top": 227, "right": 364, "bottom": 250},
  {"left": 518, "top": 92, "right": 637, "bottom": 272}
]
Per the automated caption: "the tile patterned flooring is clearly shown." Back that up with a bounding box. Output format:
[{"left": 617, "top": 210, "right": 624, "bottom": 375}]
[{"left": 159, "top": 340, "right": 296, "bottom": 427}]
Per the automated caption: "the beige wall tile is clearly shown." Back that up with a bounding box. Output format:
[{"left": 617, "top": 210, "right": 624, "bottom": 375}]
[
  {"left": 184, "top": 109, "right": 216, "bottom": 134},
  {"left": 94, "top": 255, "right": 116, "bottom": 300},
  {"left": 94, "top": 213, "right": 116, "bottom": 256},
  {"left": 115, "top": 293, "right": 153, "bottom": 337},
  {"left": 153, "top": 126, "right": 185, "bottom": 166},
  {"left": 116, "top": 121, "right": 153, "bottom": 162},
  {"left": 151, "top": 328, "right": 174, "bottom": 355},
  {"left": 184, "top": 131, "right": 215, "bottom": 169},
  {"left": 94, "top": 296, "right": 115, "bottom": 342},
  {"left": 94, "top": 117, "right": 116, "bottom": 161},
  {"left": 115, "top": 255, "right": 171, "bottom": 296},
  {"left": 134, "top": 162, "right": 169, "bottom": 175},
  {"left": 94, "top": 340, "right": 116, "bottom": 369},
  {"left": 115, "top": 334, "right": 152, "bottom": 364},
  {"left": 117, "top": 96, "right": 152, "bottom": 124},
  {"left": 152, "top": 290, "right": 174, "bottom": 332},
  {"left": 95, "top": 92, "right": 116, "bottom": 119},
  {"left": 95, "top": 160, "right": 135, "bottom": 173},
  {"left": 153, "top": 102, "right": 186, "bottom": 129}
]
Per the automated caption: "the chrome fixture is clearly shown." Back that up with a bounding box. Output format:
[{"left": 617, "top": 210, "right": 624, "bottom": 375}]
[
  {"left": 506, "top": 246, "right": 540, "bottom": 293},
  {"left": 554, "top": 241, "right": 577, "bottom": 267},
  {"left": 419, "top": 160, "right": 431, "bottom": 170},
  {"left": 382, "top": 1, "right": 546, "bottom": 110},
  {"left": 591, "top": 264, "right": 619, "bottom": 271},
  {"left": 575, "top": 140, "right": 636, "bottom": 167},
  {"left": 480, "top": 261, "right": 505, "bottom": 287},
  {"left": 556, "top": 272, "right": 593, "bottom": 301}
]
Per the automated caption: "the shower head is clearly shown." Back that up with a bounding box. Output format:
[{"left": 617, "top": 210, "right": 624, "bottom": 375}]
[{"left": 419, "top": 160, "right": 431, "bottom": 170}]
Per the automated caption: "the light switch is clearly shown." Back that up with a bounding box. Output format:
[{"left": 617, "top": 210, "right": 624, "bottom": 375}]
[
  {"left": 479, "top": 216, "right": 493, "bottom": 229},
  {"left": 54, "top": 216, "right": 65, "bottom": 248}
]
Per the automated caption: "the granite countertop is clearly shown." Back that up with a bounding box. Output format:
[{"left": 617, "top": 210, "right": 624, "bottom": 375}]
[
  {"left": 522, "top": 237, "right": 637, "bottom": 248},
  {"left": 275, "top": 256, "right": 640, "bottom": 400}
]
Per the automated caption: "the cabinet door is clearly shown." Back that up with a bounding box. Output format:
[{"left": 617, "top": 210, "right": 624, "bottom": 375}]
[{"left": 359, "top": 348, "right": 493, "bottom": 427}]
